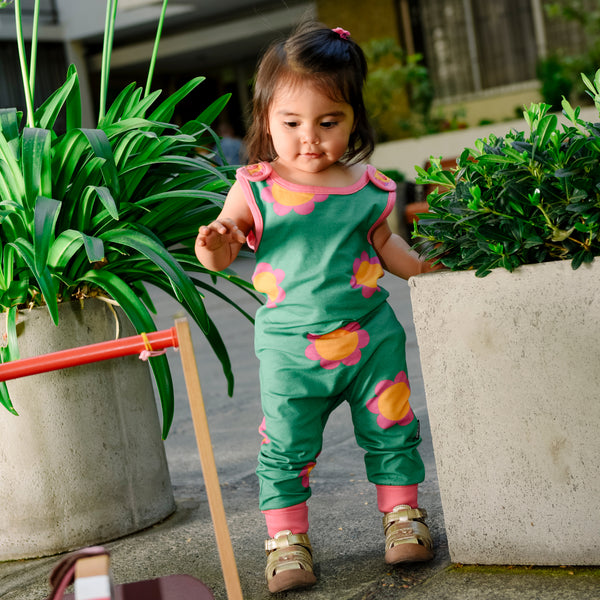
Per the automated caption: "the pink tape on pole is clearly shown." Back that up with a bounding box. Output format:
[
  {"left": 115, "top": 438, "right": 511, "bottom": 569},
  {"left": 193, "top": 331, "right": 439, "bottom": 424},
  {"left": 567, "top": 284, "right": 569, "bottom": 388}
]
[{"left": 138, "top": 331, "right": 170, "bottom": 361}]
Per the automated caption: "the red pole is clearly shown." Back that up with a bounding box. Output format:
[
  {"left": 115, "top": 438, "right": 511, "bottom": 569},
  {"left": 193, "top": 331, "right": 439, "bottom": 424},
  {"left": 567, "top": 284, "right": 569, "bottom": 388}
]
[{"left": 0, "top": 327, "right": 179, "bottom": 382}]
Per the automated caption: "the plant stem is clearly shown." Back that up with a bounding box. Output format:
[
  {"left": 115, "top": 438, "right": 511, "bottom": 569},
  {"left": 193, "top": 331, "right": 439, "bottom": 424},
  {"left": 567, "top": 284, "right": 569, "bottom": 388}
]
[
  {"left": 29, "top": 0, "right": 40, "bottom": 110},
  {"left": 145, "top": 0, "right": 169, "bottom": 98},
  {"left": 13, "top": 0, "right": 35, "bottom": 128},
  {"left": 99, "top": 0, "right": 119, "bottom": 123}
]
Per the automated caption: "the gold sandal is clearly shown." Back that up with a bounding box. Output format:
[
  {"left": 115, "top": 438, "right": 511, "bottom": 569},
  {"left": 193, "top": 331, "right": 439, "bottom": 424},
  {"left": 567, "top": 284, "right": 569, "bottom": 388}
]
[
  {"left": 265, "top": 530, "right": 317, "bottom": 593},
  {"left": 383, "top": 505, "right": 434, "bottom": 564}
]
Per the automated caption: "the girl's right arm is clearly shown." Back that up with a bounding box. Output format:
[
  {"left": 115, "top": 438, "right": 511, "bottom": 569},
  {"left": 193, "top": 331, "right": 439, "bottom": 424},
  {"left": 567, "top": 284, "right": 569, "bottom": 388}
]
[{"left": 195, "top": 181, "right": 254, "bottom": 272}]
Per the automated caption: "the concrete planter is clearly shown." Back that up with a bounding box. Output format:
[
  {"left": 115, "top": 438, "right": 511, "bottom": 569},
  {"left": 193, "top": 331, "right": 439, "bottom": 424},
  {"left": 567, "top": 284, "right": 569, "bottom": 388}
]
[
  {"left": 0, "top": 299, "right": 175, "bottom": 560},
  {"left": 409, "top": 260, "right": 600, "bottom": 565}
]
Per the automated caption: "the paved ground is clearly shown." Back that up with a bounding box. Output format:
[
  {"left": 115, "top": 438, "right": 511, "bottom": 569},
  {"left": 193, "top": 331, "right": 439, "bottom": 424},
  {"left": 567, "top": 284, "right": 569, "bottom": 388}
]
[{"left": 1, "top": 256, "right": 598, "bottom": 599}]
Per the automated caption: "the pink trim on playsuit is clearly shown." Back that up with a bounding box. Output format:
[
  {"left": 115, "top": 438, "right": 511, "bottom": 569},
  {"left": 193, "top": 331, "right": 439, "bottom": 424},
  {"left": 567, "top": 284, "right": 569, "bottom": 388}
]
[
  {"left": 236, "top": 173, "right": 264, "bottom": 251},
  {"left": 237, "top": 163, "right": 397, "bottom": 250}
]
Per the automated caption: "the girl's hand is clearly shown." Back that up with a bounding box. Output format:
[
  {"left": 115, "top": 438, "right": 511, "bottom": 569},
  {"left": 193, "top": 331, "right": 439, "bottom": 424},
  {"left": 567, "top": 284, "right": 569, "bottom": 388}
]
[
  {"left": 195, "top": 217, "right": 247, "bottom": 272},
  {"left": 195, "top": 180, "right": 254, "bottom": 272},
  {"left": 196, "top": 218, "right": 247, "bottom": 251},
  {"left": 419, "top": 257, "right": 445, "bottom": 274}
]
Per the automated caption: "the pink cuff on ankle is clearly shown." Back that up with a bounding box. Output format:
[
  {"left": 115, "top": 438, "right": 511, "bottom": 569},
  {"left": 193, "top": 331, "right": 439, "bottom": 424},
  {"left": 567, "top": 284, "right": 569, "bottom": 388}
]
[
  {"left": 262, "top": 502, "right": 309, "bottom": 537},
  {"left": 376, "top": 484, "right": 419, "bottom": 513}
]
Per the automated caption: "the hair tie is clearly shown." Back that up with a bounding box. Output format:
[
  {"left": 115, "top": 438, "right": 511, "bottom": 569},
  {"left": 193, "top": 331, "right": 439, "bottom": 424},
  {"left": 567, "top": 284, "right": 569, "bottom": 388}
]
[{"left": 332, "top": 27, "right": 351, "bottom": 40}]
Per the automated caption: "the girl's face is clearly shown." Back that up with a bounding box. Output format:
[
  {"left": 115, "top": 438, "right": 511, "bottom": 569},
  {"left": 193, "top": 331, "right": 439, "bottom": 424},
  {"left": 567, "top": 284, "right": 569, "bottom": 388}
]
[{"left": 267, "top": 80, "right": 355, "bottom": 180}]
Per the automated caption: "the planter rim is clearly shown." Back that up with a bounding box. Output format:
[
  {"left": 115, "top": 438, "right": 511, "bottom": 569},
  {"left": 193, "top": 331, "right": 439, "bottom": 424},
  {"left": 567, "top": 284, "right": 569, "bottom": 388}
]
[{"left": 408, "top": 257, "right": 597, "bottom": 287}]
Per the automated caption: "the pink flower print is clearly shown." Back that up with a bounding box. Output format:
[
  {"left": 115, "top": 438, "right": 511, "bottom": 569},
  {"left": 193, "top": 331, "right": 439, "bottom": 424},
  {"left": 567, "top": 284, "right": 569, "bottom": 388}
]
[
  {"left": 241, "top": 162, "right": 271, "bottom": 181},
  {"left": 351, "top": 251, "right": 384, "bottom": 298},
  {"left": 305, "top": 322, "right": 369, "bottom": 370},
  {"left": 252, "top": 262, "right": 286, "bottom": 307},
  {"left": 368, "top": 165, "right": 396, "bottom": 191},
  {"left": 261, "top": 183, "right": 328, "bottom": 216},
  {"left": 258, "top": 417, "right": 270, "bottom": 445},
  {"left": 366, "top": 372, "right": 414, "bottom": 429},
  {"left": 299, "top": 461, "right": 317, "bottom": 488}
]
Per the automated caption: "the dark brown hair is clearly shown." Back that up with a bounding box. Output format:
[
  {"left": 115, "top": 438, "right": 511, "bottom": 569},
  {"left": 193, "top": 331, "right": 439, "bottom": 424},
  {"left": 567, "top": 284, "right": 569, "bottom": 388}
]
[{"left": 245, "top": 21, "right": 375, "bottom": 165}]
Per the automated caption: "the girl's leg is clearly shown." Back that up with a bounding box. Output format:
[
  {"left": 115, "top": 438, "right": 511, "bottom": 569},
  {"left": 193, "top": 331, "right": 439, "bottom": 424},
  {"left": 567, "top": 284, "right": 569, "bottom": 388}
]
[
  {"left": 347, "top": 306, "right": 425, "bottom": 489},
  {"left": 256, "top": 340, "right": 343, "bottom": 513},
  {"left": 256, "top": 344, "right": 342, "bottom": 593},
  {"left": 346, "top": 305, "right": 433, "bottom": 563}
]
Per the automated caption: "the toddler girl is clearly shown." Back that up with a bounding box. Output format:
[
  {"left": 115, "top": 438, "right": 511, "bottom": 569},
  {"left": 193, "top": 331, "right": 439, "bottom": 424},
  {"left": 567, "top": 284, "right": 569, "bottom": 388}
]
[{"left": 195, "top": 22, "right": 438, "bottom": 594}]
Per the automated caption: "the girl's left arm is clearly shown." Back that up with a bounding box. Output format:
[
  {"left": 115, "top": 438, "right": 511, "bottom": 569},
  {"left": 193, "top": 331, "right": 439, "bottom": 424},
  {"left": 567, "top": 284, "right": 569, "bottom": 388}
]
[{"left": 371, "top": 221, "right": 441, "bottom": 280}]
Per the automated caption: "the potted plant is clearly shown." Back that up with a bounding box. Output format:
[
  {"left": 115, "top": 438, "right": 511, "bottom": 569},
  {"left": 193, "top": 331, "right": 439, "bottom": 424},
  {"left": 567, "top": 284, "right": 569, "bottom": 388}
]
[
  {"left": 0, "top": 0, "right": 256, "bottom": 560},
  {"left": 407, "top": 70, "right": 600, "bottom": 565}
]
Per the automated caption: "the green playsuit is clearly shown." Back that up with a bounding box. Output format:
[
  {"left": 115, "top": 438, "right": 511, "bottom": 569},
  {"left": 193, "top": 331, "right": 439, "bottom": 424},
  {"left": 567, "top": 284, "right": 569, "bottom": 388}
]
[{"left": 237, "top": 162, "right": 425, "bottom": 511}]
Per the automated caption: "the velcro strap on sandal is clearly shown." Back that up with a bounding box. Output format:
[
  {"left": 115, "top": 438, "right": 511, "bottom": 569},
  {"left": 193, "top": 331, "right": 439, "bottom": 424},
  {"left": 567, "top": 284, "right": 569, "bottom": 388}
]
[
  {"left": 384, "top": 519, "right": 433, "bottom": 551},
  {"left": 266, "top": 545, "right": 314, "bottom": 577},
  {"left": 383, "top": 506, "right": 428, "bottom": 530},
  {"left": 265, "top": 531, "right": 312, "bottom": 554}
]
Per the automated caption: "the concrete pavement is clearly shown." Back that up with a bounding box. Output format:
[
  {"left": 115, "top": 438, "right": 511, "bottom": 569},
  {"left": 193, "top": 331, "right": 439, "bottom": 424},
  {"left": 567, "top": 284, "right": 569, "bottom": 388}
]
[{"left": 1, "top": 256, "right": 598, "bottom": 599}]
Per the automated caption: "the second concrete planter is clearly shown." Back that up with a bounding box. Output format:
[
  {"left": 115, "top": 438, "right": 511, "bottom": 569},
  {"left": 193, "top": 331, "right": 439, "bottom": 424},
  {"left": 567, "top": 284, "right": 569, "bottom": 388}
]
[
  {"left": 409, "top": 259, "right": 600, "bottom": 565},
  {"left": 0, "top": 299, "right": 175, "bottom": 560}
]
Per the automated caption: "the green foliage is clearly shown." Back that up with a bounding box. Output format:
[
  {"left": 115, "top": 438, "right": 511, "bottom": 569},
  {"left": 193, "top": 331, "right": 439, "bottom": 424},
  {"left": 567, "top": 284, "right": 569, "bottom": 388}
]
[
  {"left": 363, "top": 38, "right": 435, "bottom": 141},
  {"left": 413, "top": 69, "right": 600, "bottom": 278},
  {"left": 536, "top": 54, "right": 573, "bottom": 110},
  {"left": 0, "top": 0, "right": 259, "bottom": 435},
  {"left": 544, "top": 1, "right": 600, "bottom": 102}
]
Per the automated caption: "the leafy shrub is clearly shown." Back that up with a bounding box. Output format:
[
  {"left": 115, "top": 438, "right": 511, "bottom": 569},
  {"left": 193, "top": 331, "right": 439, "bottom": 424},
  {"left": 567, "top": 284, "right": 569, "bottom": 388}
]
[{"left": 413, "top": 70, "right": 600, "bottom": 277}]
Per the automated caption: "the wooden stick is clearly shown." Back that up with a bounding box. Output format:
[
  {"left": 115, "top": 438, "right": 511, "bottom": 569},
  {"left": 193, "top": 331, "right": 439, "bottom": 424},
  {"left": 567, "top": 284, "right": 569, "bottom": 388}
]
[{"left": 175, "top": 318, "right": 244, "bottom": 600}]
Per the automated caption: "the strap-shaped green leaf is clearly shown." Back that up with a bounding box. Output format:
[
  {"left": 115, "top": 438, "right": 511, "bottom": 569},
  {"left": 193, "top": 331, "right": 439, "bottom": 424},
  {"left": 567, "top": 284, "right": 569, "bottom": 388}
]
[
  {"left": 33, "top": 69, "right": 77, "bottom": 130},
  {"left": 65, "top": 63, "right": 82, "bottom": 131},
  {"left": 196, "top": 93, "right": 231, "bottom": 127},
  {"left": 79, "top": 128, "right": 120, "bottom": 195},
  {"left": 100, "top": 82, "right": 138, "bottom": 127},
  {"left": 0, "top": 108, "right": 21, "bottom": 146},
  {"left": 33, "top": 196, "right": 61, "bottom": 273},
  {"left": 21, "top": 128, "right": 52, "bottom": 215},
  {"left": 47, "top": 229, "right": 84, "bottom": 270},
  {"left": 0, "top": 129, "right": 25, "bottom": 203},
  {"left": 0, "top": 306, "right": 19, "bottom": 415},
  {"left": 149, "top": 76, "right": 205, "bottom": 122},
  {"left": 99, "top": 228, "right": 209, "bottom": 329},
  {"left": 78, "top": 185, "right": 119, "bottom": 231},
  {"left": 8, "top": 238, "right": 58, "bottom": 324},
  {"left": 80, "top": 232, "right": 105, "bottom": 263}
]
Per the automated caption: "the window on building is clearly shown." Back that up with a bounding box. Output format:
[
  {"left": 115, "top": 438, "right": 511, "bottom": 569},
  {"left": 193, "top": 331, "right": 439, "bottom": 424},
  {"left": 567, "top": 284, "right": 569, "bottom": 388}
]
[
  {"left": 408, "top": 0, "right": 595, "bottom": 100},
  {"left": 0, "top": 42, "right": 67, "bottom": 128}
]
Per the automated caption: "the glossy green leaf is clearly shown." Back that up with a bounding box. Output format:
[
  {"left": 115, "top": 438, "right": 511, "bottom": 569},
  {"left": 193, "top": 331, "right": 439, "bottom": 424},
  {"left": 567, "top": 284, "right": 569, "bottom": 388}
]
[
  {"left": 33, "top": 69, "right": 77, "bottom": 130},
  {"left": 65, "top": 63, "right": 82, "bottom": 131},
  {"left": 81, "top": 233, "right": 105, "bottom": 262},
  {"left": 149, "top": 76, "right": 205, "bottom": 122},
  {"left": 33, "top": 196, "right": 61, "bottom": 273},
  {"left": 9, "top": 238, "right": 58, "bottom": 324},
  {"left": 21, "top": 128, "right": 52, "bottom": 214},
  {"left": 0, "top": 129, "right": 25, "bottom": 202},
  {"left": 0, "top": 306, "right": 19, "bottom": 415},
  {"left": 0, "top": 108, "right": 20, "bottom": 145},
  {"left": 100, "top": 228, "right": 209, "bottom": 327}
]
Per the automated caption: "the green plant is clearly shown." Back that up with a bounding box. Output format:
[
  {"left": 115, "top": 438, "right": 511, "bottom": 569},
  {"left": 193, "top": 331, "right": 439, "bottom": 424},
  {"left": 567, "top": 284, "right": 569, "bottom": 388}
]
[
  {"left": 545, "top": 1, "right": 600, "bottom": 102},
  {"left": 413, "top": 69, "right": 600, "bottom": 277},
  {"left": 363, "top": 38, "right": 434, "bottom": 141},
  {"left": 0, "top": 0, "right": 258, "bottom": 435},
  {"left": 536, "top": 53, "right": 574, "bottom": 110}
]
